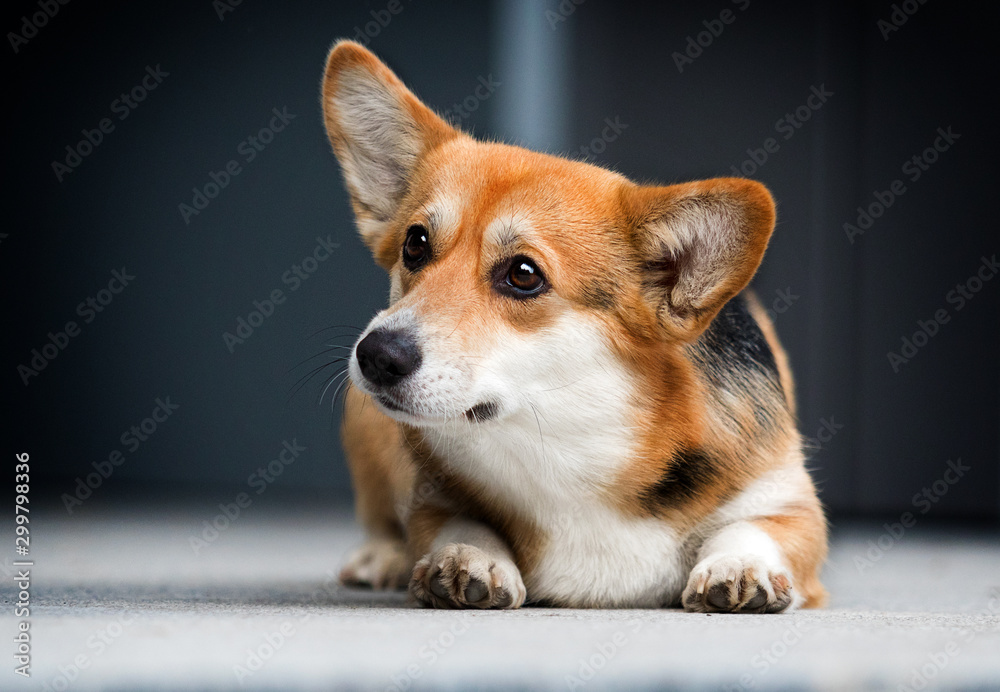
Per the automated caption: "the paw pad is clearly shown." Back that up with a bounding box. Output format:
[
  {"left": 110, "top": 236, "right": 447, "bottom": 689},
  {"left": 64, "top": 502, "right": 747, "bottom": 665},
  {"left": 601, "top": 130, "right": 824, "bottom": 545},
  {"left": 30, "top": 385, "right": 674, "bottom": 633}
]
[
  {"left": 683, "top": 555, "right": 794, "bottom": 614},
  {"left": 410, "top": 543, "right": 525, "bottom": 610}
]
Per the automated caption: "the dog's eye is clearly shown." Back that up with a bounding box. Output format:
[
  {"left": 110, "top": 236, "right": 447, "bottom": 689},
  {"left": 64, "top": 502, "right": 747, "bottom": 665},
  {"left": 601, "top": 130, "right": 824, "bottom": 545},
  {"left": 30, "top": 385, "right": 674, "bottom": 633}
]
[
  {"left": 402, "top": 225, "right": 431, "bottom": 270},
  {"left": 505, "top": 256, "right": 546, "bottom": 296}
]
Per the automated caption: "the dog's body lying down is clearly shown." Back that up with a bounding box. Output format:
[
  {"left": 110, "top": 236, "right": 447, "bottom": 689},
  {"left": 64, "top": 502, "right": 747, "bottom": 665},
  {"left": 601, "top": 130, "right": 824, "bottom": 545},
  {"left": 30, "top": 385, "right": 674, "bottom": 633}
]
[{"left": 322, "top": 41, "right": 827, "bottom": 612}]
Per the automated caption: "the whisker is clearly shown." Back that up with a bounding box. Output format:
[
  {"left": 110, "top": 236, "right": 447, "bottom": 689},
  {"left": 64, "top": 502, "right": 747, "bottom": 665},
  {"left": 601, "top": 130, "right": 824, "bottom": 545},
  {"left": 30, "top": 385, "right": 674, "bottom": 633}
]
[
  {"left": 306, "top": 325, "right": 363, "bottom": 340},
  {"left": 535, "top": 375, "right": 590, "bottom": 393},
  {"left": 312, "top": 334, "right": 364, "bottom": 345},
  {"left": 319, "top": 368, "right": 349, "bottom": 407},
  {"left": 354, "top": 386, "right": 369, "bottom": 422},
  {"left": 445, "top": 308, "right": 469, "bottom": 340},
  {"left": 329, "top": 374, "right": 352, "bottom": 413},
  {"left": 530, "top": 402, "right": 546, "bottom": 458},
  {"left": 322, "top": 369, "right": 351, "bottom": 431},
  {"left": 286, "top": 360, "right": 345, "bottom": 403},
  {"left": 286, "top": 349, "right": 351, "bottom": 374}
]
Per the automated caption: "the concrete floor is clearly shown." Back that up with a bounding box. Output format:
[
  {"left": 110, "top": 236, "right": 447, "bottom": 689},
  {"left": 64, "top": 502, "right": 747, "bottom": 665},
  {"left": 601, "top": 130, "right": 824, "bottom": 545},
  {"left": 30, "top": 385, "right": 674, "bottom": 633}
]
[{"left": 2, "top": 500, "right": 999, "bottom": 691}]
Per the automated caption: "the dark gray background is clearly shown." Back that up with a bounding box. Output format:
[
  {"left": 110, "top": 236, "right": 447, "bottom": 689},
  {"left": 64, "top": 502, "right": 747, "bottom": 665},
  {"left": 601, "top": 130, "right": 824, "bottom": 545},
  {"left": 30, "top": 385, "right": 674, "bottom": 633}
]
[{"left": 4, "top": 0, "right": 998, "bottom": 520}]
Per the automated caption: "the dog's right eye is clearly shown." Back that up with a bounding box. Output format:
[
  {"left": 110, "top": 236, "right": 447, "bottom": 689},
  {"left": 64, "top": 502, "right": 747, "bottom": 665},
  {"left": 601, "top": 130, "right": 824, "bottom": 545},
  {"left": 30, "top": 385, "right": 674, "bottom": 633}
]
[{"left": 402, "top": 225, "right": 431, "bottom": 270}]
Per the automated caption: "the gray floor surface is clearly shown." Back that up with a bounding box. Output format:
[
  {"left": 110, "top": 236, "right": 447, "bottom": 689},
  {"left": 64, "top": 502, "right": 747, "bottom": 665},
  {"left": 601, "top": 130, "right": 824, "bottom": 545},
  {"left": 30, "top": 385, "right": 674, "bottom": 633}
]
[{"left": 1, "top": 501, "right": 998, "bottom": 691}]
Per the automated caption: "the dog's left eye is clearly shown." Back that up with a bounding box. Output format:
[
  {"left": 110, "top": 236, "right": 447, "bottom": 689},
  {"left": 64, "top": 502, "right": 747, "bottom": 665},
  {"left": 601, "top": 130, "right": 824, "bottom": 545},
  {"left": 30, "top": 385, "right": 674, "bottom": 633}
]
[
  {"left": 503, "top": 256, "right": 546, "bottom": 296},
  {"left": 402, "top": 225, "right": 431, "bottom": 270}
]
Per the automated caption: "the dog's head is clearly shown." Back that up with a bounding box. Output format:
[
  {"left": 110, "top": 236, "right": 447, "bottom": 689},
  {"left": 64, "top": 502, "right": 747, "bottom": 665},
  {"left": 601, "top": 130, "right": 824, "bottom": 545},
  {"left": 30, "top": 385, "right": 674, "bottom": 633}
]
[{"left": 321, "top": 41, "right": 775, "bottom": 429}]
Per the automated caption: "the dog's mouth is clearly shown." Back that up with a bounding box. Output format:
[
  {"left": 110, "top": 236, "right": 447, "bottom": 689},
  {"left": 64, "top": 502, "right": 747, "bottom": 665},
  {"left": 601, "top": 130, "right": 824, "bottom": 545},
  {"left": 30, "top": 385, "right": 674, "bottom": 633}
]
[
  {"left": 373, "top": 393, "right": 498, "bottom": 424},
  {"left": 464, "top": 401, "right": 499, "bottom": 422},
  {"left": 373, "top": 393, "right": 410, "bottom": 414}
]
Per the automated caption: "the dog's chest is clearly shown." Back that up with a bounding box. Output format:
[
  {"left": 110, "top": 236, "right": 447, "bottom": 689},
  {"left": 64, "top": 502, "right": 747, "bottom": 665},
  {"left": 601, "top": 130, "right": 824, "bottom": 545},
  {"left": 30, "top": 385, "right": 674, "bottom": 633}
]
[
  {"left": 525, "top": 497, "right": 692, "bottom": 607},
  {"left": 429, "top": 419, "right": 693, "bottom": 608}
]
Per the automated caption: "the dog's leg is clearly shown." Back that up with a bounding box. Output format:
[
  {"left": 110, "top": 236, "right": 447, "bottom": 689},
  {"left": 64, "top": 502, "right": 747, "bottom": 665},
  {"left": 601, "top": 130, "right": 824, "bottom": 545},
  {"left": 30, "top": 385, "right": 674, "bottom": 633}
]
[
  {"left": 408, "top": 509, "right": 526, "bottom": 609},
  {"left": 682, "top": 500, "right": 828, "bottom": 613},
  {"left": 338, "top": 384, "right": 415, "bottom": 590}
]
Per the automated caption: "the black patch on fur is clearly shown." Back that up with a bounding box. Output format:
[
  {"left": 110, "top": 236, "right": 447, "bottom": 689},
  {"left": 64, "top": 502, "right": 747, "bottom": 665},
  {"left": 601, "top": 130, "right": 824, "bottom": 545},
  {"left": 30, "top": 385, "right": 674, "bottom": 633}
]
[
  {"left": 580, "top": 281, "right": 616, "bottom": 310},
  {"left": 643, "top": 447, "right": 718, "bottom": 510},
  {"left": 691, "top": 293, "right": 782, "bottom": 391}
]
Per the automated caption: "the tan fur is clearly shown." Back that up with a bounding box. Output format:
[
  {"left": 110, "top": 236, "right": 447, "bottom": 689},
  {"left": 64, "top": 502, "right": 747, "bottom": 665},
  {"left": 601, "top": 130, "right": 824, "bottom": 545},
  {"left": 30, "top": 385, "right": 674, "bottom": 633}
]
[
  {"left": 745, "top": 290, "right": 798, "bottom": 416},
  {"left": 742, "top": 293, "right": 827, "bottom": 607},
  {"left": 323, "top": 40, "right": 827, "bottom": 611},
  {"left": 755, "top": 506, "right": 829, "bottom": 608},
  {"left": 401, "top": 430, "right": 549, "bottom": 579},
  {"left": 340, "top": 385, "right": 414, "bottom": 540}
]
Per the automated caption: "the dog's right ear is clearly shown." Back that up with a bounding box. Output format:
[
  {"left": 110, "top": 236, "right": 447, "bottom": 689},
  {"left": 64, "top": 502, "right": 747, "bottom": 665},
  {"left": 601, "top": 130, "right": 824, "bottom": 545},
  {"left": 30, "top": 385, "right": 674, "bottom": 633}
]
[{"left": 321, "top": 41, "right": 459, "bottom": 254}]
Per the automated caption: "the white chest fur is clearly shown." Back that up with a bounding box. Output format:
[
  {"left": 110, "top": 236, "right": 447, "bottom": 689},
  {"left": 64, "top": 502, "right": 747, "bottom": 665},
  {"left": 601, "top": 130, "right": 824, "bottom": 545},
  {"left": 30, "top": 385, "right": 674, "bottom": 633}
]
[
  {"left": 528, "top": 501, "right": 692, "bottom": 608},
  {"left": 410, "top": 311, "right": 804, "bottom": 608},
  {"left": 425, "top": 386, "right": 696, "bottom": 608},
  {"left": 416, "top": 312, "right": 702, "bottom": 607}
]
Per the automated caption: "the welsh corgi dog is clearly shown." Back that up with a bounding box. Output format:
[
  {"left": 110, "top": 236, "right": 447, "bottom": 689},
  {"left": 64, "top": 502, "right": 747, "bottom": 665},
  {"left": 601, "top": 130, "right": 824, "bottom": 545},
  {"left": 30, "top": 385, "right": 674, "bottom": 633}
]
[{"left": 322, "top": 41, "right": 827, "bottom": 612}]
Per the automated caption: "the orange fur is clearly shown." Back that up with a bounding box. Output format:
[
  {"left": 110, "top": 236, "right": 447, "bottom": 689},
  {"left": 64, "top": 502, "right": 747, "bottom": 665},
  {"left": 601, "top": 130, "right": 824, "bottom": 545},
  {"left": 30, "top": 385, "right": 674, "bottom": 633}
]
[
  {"left": 340, "top": 385, "right": 414, "bottom": 540},
  {"left": 322, "top": 40, "right": 827, "bottom": 611}
]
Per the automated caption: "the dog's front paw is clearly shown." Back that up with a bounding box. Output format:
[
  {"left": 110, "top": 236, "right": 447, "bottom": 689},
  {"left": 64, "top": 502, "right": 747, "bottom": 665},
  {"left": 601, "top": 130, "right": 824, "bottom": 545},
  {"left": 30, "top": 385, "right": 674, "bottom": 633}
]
[
  {"left": 340, "top": 537, "right": 410, "bottom": 590},
  {"left": 682, "top": 555, "right": 794, "bottom": 614},
  {"left": 410, "top": 543, "right": 526, "bottom": 609}
]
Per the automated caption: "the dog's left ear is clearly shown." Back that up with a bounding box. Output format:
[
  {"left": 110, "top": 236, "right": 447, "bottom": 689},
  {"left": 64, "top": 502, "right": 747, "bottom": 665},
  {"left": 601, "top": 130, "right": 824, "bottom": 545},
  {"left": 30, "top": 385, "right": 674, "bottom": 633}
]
[
  {"left": 626, "top": 178, "right": 776, "bottom": 340},
  {"left": 321, "top": 41, "right": 459, "bottom": 253}
]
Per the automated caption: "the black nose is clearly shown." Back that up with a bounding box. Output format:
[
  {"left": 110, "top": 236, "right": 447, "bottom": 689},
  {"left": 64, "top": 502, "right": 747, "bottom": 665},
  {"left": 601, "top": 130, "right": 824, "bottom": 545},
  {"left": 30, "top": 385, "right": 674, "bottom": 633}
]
[{"left": 355, "top": 329, "right": 422, "bottom": 388}]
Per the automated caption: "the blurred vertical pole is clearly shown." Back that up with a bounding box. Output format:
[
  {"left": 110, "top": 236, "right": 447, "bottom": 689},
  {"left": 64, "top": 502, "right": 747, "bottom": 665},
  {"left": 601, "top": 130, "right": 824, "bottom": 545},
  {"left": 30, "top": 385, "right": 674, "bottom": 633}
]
[
  {"left": 491, "top": 0, "right": 571, "bottom": 154},
  {"left": 799, "top": 0, "right": 865, "bottom": 514}
]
